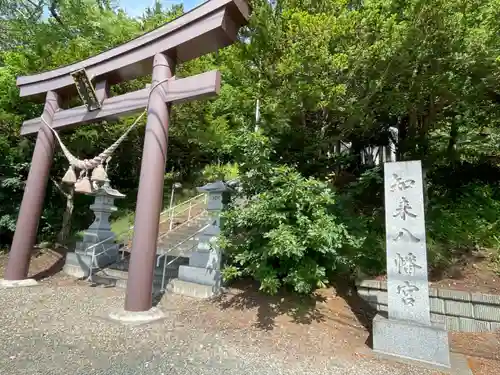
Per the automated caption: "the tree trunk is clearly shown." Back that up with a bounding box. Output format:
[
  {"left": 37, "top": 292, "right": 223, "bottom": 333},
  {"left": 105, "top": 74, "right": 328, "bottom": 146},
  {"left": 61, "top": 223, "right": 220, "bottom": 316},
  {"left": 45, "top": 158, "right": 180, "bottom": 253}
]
[
  {"left": 57, "top": 187, "right": 74, "bottom": 245},
  {"left": 49, "top": 0, "right": 64, "bottom": 26},
  {"left": 397, "top": 115, "right": 410, "bottom": 160},
  {"left": 447, "top": 121, "right": 459, "bottom": 163}
]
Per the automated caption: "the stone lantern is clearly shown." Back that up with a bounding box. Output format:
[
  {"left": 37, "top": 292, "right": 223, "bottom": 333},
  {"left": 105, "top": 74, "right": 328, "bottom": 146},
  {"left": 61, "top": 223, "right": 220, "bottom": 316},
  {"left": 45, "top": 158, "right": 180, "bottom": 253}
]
[
  {"left": 175, "top": 180, "right": 233, "bottom": 298},
  {"left": 63, "top": 180, "right": 125, "bottom": 278}
]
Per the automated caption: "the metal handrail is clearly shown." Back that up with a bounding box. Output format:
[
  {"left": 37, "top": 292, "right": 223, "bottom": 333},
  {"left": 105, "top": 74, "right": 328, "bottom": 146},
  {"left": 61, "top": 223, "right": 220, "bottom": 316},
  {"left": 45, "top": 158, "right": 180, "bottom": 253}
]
[
  {"left": 159, "top": 193, "right": 205, "bottom": 223},
  {"left": 157, "top": 209, "right": 206, "bottom": 241},
  {"left": 85, "top": 234, "right": 118, "bottom": 283},
  {"left": 84, "top": 193, "right": 207, "bottom": 279},
  {"left": 158, "top": 194, "right": 206, "bottom": 231},
  {"left": 156, "top": 223, "right": 210, "bottom": 291}
]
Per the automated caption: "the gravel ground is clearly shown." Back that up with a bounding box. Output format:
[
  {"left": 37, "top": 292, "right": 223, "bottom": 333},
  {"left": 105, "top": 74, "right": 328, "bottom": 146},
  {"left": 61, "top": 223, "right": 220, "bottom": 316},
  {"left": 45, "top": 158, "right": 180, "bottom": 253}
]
[{"left": 0, "top": 275, "right": 463, "bottom": 375}]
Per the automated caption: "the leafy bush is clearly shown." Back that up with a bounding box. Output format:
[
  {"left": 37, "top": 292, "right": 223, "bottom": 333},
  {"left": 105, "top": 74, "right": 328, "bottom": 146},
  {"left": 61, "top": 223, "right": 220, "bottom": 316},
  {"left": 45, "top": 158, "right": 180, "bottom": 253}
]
[
  {"left": 330, "top": 163, "right": 500, "bottom": 277},
  {"left": 200, "top": 162, "right": 239, "bottom": 184},
  {"left": 337, "top": 166, "right": 500, "bottom": 276},
  {"left": 426, "top": 183, "right": 500, "bottom": 265},
  {"left": 220, "top": 131, "right": 363, "bottom": 294},
  {"left": 333, "top": 167, "right": 386, "bottom": 276}
]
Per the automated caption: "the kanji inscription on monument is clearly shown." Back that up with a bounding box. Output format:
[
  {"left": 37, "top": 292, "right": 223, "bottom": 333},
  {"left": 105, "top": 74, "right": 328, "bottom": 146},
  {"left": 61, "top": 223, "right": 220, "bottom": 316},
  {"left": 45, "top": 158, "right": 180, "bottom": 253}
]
[{"left": 385, "top": 161, "right": 430, "bottom": 325}]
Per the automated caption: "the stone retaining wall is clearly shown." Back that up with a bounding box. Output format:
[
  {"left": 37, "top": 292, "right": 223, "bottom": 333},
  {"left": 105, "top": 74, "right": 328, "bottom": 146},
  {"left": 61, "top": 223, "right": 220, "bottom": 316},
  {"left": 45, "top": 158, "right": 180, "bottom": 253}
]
[{"left": 357, "top": 279, "right": 500, "bottom": 332}]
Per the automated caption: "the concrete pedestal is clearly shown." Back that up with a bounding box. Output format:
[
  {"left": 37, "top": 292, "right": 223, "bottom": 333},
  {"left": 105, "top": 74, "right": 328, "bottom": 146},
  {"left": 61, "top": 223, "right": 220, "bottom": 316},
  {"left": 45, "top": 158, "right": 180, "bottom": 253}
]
[
  {"left": 63, "top": 246, "right": 119, "bottom": 278},
  {"left": 108, "top": 307, "right": 165, "bottom": 325},
  {"left": 63, "top": 186, "right": 123, "bottom": 278},
  {"left": 0, "top": 278, "right": 39, "bottom": 288},
  {"left": 176, "top": 241, "right": 222, "bottom": 298},
  {"left": 173, "top": 181, "right": 231, "bottom": 298},
  {"left": 373, "top": 314, "right": 451, "bottom": 368}
]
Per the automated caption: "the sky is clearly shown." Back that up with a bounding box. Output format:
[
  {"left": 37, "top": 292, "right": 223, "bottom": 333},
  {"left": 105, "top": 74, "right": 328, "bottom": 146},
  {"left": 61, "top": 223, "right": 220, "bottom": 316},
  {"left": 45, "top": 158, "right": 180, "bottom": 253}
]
[{"left": 119, "top": 0, "right": 204, "bottom": 17}]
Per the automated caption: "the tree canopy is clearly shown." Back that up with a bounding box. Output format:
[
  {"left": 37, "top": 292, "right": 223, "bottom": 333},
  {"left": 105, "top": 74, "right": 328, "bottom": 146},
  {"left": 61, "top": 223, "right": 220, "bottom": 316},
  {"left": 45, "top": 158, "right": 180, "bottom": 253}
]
[{"left": 1, "top": 0, "right": 499, "bottom": 292}]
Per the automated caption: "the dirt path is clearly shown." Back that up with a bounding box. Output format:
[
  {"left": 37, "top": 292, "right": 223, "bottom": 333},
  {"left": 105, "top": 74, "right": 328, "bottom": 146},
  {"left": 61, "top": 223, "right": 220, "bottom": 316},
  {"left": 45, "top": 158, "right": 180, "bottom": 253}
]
[
  {"left": 0, "top": 276, "right": 438, "bottom": 375},
  {"left": 0, "top": 252, "right": 499, "bottom": 374},
  {"left": 0, "top": 248, "right": 66, "bottom": 280}
]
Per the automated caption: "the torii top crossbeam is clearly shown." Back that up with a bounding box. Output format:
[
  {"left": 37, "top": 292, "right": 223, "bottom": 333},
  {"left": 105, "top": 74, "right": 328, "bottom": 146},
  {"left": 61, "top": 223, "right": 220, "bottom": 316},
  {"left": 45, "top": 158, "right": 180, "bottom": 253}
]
[
  {"left": 4, "top": 0, "right": 250, "bottom": 315},
  {"left": 17, "top": 0, "right": 250, "bottom": 136},
  {"left": 17, "top": 0, "right": 249, "bottom": 99}
]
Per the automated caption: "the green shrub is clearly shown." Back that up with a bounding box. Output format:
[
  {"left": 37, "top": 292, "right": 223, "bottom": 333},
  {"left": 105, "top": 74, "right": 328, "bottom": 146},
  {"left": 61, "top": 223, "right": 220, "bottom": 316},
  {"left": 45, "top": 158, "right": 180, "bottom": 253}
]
[
  {"left": 220, "top": 131, "right": 363, "bottom": 294},
  {"left": 200, "top": 162, "right": 239, "bottom": 183},
  {"left": 340, "top": 172, "right": 500, "bottom": 276},
  {"left": 332, "top": 166, "right": 500, "bottom": 276},
  {"left": 335, "top": 167, "right": 386, "bottom": 276},
  {"left": 426, "top": 182, "right": 500, "bottom": 267}
]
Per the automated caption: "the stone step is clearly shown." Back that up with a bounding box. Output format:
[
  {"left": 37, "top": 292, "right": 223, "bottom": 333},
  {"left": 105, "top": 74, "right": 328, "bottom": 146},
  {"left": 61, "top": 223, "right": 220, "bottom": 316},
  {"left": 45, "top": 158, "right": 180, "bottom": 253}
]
[
  {"left": 158, "top": 229, "right": 201, "bottom": 245},
  {"left": 98, "top": 267, "right": 171, "bottom": 281},
  {"left": 158, "top": 211, "right": 208, "bottom": 232},
  {"left": 156, "top": 220, "right": 208, "bottom": 255},
  {"left": 157, "top": 245, "right": 197, "bottom": 259},
  {"left": 93, "top": 254, "right": 189, "bottom": 289},
  {"left": 160, "top": 217, "right": 207, "bottom": 232},
  {"left": 119, "top": 217, "right": 207, "bottom": 254},
  {"left": 159, "top": 241, "right": 199, "bottom": 251},
  {"left": 168, "top": 278, "right": 221, "bottom": 299},
  {"left": 161, "top": 237, "right": 194, "bottom": 247},
  {"left": 94, "top": 267, "right": 177, "bottom": 290},
  {"left": 110, "top": 256, "right": 189, "bottom": 272},
  {"left": 87, "top": 209, "right": 209, "bottom": 289},
  {"left": 174, "top": 214, "right": 208, "bottom": 228},
  {"left": 159, "top": 216, "right": 207, "bottom": 236}
]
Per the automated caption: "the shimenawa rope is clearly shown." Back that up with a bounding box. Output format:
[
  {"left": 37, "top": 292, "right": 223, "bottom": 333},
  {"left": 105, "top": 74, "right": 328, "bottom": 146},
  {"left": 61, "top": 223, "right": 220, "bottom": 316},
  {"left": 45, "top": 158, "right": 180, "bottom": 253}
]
[{"left": 40, "top": 75, "right": 173, "bottom": 171}]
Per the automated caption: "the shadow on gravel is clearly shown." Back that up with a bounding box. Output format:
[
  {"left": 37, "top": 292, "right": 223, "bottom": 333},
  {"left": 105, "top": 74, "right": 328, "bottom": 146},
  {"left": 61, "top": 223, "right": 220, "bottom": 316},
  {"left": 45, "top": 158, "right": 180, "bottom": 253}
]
[
  {"left": 213, "top": 279, "right": 327, "bottom": 331},
  {"left": 31, "top": 247, "right": 67, "bottom": 281},
  {"left": 213, "top": 277, "right": 377, "bottom": 348},
  {"left": 332, "top": 278, "right": 377, "bottom": 348},
  {"left": 152, "top": 291, "right": 165, "bottom": 307}
]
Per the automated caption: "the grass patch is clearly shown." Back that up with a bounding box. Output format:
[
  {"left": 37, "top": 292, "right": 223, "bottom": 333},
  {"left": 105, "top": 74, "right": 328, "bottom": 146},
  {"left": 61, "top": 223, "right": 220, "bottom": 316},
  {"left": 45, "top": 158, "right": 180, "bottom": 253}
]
[
  {"left": 67, "top": 189, "right": 206, "bottom": 248},
  {"left": 111, "top": 211, "right": 135, "bottom": 241}
]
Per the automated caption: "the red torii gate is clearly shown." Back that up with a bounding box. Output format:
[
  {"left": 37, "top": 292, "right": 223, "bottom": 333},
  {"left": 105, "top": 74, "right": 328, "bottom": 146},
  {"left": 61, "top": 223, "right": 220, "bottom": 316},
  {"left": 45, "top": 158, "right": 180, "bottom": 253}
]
[{"left": 3, "top": 0, "right": 249, "bottom": 316}]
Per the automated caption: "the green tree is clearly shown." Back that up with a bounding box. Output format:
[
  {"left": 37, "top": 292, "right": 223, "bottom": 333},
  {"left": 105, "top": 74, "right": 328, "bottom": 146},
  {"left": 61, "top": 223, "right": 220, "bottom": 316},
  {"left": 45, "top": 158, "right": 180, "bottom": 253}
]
[
  {"left": 1, "top": 0, "right": 499, "bottom": 292},
  {"left": 0, "top": 0, "right": 189, "bottom": 245},
  {"left": 221, "top": 131, "right": 363, "bottom": 294}
]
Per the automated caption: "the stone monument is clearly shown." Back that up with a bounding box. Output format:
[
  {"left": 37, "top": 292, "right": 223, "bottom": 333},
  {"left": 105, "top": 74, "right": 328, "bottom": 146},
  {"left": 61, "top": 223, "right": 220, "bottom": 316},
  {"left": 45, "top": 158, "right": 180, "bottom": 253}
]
[
  {"left": 63, "top": 181, "right": 125, "bottom": 278},
  {"left": 174, "top": 180, "right": 232, "bottom": 298},
  {"left": 372, "top": 160, "right": 451, "bottom": 367}
]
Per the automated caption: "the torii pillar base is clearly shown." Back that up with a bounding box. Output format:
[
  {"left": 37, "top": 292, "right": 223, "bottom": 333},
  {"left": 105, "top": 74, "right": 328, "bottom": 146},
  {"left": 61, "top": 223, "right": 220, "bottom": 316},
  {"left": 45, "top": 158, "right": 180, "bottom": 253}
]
[
  {"left": 108, "top": 307, "right": 166, "bottom": 325},
  {"left": 0, "top": 279, "right": 39, "bottom": 289}
]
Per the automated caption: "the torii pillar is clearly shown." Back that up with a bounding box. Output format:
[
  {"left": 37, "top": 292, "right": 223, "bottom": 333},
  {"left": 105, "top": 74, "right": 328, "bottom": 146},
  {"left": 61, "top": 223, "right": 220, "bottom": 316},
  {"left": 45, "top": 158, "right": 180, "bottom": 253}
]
[
  {"left": 0, "top": 91, "right": 60, "bottom": 287},
  {"left": 122, "top": 53, "right": 175, "bottom": 313}
]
